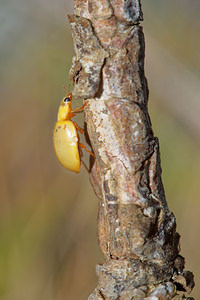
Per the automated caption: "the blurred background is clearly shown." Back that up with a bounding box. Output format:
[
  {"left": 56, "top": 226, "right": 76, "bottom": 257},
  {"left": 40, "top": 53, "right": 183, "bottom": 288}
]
[{"left": 0, "top": 0, "right": 199, "bottom": 299}]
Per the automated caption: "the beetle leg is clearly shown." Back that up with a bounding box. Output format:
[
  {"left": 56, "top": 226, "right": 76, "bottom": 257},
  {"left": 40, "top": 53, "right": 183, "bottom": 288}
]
[
  {"left": 79, "top": 143, "right": 95, "bottom": 157},
  {"left": 78, "top": 148, "right": 89, "bottom": 172},
  {"left": 73, "top": 122, "right": 84, "bottom": 134},
  {"left": 71, "top": 101, "right": 88, "bottom": 114},
  {"left": 81, "top": 160, "right": 89, "bottom": 173},
  {"left": 79, "top": 147, "right": 83, "bottom": 158},
  {"left": 68, "top": 112, "right": 75, "bottom": 119}
]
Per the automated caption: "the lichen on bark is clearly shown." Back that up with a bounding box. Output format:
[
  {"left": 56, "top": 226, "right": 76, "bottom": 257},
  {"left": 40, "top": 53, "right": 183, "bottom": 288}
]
[{"left": 69, "top": 0, "right": 194, "bottom": 298}]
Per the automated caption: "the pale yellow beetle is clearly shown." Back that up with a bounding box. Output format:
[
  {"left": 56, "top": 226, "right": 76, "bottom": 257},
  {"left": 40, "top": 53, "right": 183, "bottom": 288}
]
[{"left": 53, "top": 92, "right": 94, "bottom": 173}]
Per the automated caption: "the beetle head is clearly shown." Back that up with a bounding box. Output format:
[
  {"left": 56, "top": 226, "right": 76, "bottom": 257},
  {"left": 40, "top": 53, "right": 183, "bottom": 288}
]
[{"left": 57, "top": 93, "right": 72, "bottom": 121}]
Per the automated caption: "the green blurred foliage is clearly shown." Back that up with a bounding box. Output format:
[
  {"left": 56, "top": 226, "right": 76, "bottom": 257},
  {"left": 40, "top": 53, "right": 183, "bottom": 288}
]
[{"left": 0, "top": 0, "right": 199, "bottom": 299}]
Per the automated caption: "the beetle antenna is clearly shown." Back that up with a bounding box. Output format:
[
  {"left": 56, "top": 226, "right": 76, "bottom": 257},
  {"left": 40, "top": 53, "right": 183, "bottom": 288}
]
[
  {"left": 63, "top": 84, "right": 66, "bottom": 96},
  {"left": 68, "top": 83, "right": 70, "bottom": 94}
]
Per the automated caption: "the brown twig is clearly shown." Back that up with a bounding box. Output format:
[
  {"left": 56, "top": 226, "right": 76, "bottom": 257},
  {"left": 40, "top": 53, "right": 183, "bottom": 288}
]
[{"left": 69, "top": 0, "right": 194, "bottom": 298}]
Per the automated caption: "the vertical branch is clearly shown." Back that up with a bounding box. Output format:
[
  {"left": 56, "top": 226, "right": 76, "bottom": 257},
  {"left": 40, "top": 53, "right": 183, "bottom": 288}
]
[{"left": 69, "top": 0, "right": 194, "bottom": 298}]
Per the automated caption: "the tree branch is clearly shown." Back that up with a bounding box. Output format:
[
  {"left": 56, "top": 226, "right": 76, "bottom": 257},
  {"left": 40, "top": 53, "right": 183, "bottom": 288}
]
[{"left": 69, "top": 0, "right": 194, "bottom": 298}]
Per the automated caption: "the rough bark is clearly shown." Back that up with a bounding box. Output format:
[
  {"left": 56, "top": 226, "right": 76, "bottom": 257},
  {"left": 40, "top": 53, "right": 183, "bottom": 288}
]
[{"left": 69, "top": 0, "right": 195, "bottom": 298}]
